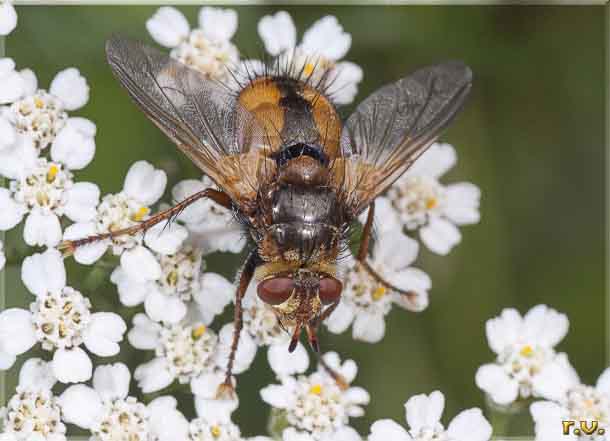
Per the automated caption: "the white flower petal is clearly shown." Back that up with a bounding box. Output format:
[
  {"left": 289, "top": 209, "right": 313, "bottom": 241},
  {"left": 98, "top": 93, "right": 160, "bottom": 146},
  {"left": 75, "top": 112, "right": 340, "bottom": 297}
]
[
  {"left": 532, "top": 353, "right": 579, "bottom": 401},
  {"left": 447, "top": 408, "right": 492, "bottom": 441},
  {"left": 0, "top": 308, "right": 36, "bottom": 355},
  {"left": 419, "top": 217, "right": 461, "bottom": 255},
  {"left": 199, "top": 7, "right": 238, "bottom": 42},
  {"left": 374, "top": 229, "right": 419, "bottom": 271},
  {"left": 268, "top": 341, "right": 309, "bottom": 377},
  {"left": 0, "top": 187, "right": 25, "bottom": 230},
  {"left": 52, "top": 347, "right": 93, "bottom": 383},
  {"left": 522, "top": 304, "right": 569, "bottom": 348},
  {"left": 188, "top": 219, "right": 246, "bottom": 254},
  {"left": 405, "top": 391, "right": 445, "bottom": 434},
  {"left": 193, "top": 272, "right": 234, "bottom": 325},
  {"left": 19, "top": 68, "right": 37, "bottom": 95},
  {"left": 260, "top": 383, "right": 295, "bottom": 409},
  {"left": 123, "top": 160, "right": 167, "bottom": 206},
  {"left": 21, "top": 248, "right": 66, "bottom": 296},
  {"left": 23, "top": 211, "right": 62, "bottom": 247},
  {"left": 392, "top": 287, "right": 429, "bottom": 313},
  {"left": 191, "top": 370, "right": 226, "bottom": 399},
  {"left": 0, "top": 350, "right": 16, "bottom": 369},
  {"left": 369, "top": 419, "right": 411, "bottom": 441},
  {"left": 333, "top": 427, "right": 364, "bottom": 441},
  {"left": 0, "top": 2, "right": 17, "bottom": 36},
  {"left": 352, "top": 311, "right": 385, "bottom": 343},
  {"left": 596, "top": 367, "right": 610, "bottom": 396},
  {"left": 93, "top": 362, "right": 130, "bottom": 401},
  {"left": 121, "top": 245, "right": 161, "bottom": 283},
  {"left": 327, "top": 61, "right": 363, "bottom": 105},
  {"left": 149, "top": 402, "right": 189, "bottom": 441},
  {"left": 144, "top": 289, "right": 187, "bottom": 324},
  {"left": 0, "top": 58, "right": 25, "bottom": 103},
  {"left": 407, "top": 143, "right": 457, "bottom": 179},
  {"left": 475, "top": 364, "right": 519, "bottom": 406},
  {"left": 63, "top": 221, "right": 108, "bottom": 264},
  {"left": 485, "top": 308, "right": 522, "bottom": 354},
  {"left": 390, "top": 267, "right": 431, "bottom": 296},
  {"left": 0, "top": 240, "right": 4, "bottom": 271},
  {"left": 0, "top": 115, "right": 15, "bottom": 150},
  {"left": 283, "top": 428, "right": 317, "bottom": 441},
  {"left": 50, "top": 68, "right": 89, "bottom": 111},
  {"left": 59, "top": 384, "right": 103, "bottom": 429},
  {"left": 258, "top": 11, "right": 296, "bottom": 56},
  {"left": 63, "top": 182, "right": 100, "bottom": 222},
  {"left": 50, "top": 117, "right": 96, "bottom": 170},
  {"left": 530, "top": 401, "right": 569, "bottom": 441},
  {"left": 0, "top": 133, "right": 38, "bottom": 180},
  {"left": 83, "top": 312, "right": 126, "bottom": 357},
  {"left": 144, "top": 221, "right": 188, "bottom": 255},
  {"left": 111, "top": 267, "right": 151, "bottom": 307},
  {"left": 195, "top": 396, "right": 239, "bottom": 424},
  {"left": 345, "top": 386, "right": 370, "bottom": 407},
  {"left": 358, "top": 197, "right": 401, "bottom": 234},
  {"left": 146, "top": 6, "right": 190, "bottom": 48},
  {"left": 301, "top": 16, "right": 351, "bottom": 60},
  {"left": 325, "top": 300, "right": 356, "bottom": 334},
  {"left": 134, "top": 357, "right": 175, "bottom": 393},
  {"left": 19, "top": 358, "right": 56, "bottom": 390},
  {"left": 444, "top": 182, "right": 481, "bottom": 225},
  {"left": 128, "top": 313, "right": 161, "bottom": 350}
]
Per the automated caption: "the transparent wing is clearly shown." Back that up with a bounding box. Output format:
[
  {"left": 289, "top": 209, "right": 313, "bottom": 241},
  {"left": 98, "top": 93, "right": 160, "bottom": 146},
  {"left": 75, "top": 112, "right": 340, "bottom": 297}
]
[
  {"left": 105, "top": 36, "right": 274, "bottom": 201},
  {"left": 332, "top": 61, "right": 472, "bottom": 214}
]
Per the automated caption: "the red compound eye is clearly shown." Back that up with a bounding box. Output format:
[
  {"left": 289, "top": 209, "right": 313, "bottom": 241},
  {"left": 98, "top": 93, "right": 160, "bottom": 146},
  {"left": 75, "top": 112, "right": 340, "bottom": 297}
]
[
  {"left": 257, "top": 277, "right": 294, "bottom": 305},
  {"left": 318, "top": 276, "right": 343, "bottom": 305}
]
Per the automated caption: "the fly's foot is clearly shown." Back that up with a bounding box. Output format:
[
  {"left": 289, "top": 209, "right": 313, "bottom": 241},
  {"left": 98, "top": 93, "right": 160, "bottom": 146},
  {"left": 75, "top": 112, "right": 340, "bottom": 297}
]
[{"left": 215, "top": 380, "right": 237, "bottom": 400}]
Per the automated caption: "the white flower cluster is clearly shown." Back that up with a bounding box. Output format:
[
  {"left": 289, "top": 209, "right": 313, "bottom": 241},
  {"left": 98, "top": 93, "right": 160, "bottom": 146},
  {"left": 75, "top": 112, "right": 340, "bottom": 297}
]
[
  {"left": 475, "top": 304, "right": 610, "bottom": 441},
  {"left": 0, "top": 0, "right": 16, "bottom": 36},
  {"left": 146, "top": 7, "right": 363, "bottom": 105}
]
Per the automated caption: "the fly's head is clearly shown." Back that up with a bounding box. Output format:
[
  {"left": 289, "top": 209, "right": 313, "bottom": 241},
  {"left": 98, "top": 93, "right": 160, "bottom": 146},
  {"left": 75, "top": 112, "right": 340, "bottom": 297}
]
[{"left": 256, "top": 266, "right": 342, "bottom": 352}]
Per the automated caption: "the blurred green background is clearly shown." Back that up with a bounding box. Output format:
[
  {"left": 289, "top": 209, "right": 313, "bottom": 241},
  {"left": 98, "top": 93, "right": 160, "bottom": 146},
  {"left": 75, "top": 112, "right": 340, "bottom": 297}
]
[{"left": 2, "top": 4, "right": 606, "bottom": 438}]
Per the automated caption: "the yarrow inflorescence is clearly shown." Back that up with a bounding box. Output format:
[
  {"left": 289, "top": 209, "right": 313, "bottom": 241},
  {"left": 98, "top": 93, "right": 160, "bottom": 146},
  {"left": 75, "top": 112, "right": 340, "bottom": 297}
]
[{"left": 1, "top": 6, "right": 593, "bottom": 441}]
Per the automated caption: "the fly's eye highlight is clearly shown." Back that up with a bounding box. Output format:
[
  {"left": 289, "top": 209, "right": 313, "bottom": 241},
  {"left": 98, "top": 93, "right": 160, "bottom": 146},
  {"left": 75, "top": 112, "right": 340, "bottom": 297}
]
[
  {"left": 318, "top": 276, "right": 343, "bottom": 305},
  {"left": 257, "top": 277, "right": 295, "bottom": 305}
]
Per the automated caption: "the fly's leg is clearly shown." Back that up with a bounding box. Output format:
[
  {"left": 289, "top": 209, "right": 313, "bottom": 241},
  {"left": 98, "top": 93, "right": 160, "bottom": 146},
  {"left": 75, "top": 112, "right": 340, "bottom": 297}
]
[
  {"left": 355, "top": 201, "right": 420, "bottom": 309},
  {"left": 59, "top": 189, "right": 231, "bottom": 256},
  {"left": 306, "top": 300, "right": 340, "bottom": 353},
  {"left": 216, "top": 249, "right": 259, "bottom": 399}
]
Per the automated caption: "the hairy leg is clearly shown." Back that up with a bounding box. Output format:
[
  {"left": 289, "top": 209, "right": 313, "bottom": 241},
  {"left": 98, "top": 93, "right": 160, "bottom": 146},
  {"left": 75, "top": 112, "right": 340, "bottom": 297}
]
[
  {"left": 216, "top": 249, "right": 259, "bottom": 398},
  {"left": 59, "top": 188, "right": 231, "bottom": 256},
  {"left": 356, "top": 201, "right": 419, "bottom": 307}
]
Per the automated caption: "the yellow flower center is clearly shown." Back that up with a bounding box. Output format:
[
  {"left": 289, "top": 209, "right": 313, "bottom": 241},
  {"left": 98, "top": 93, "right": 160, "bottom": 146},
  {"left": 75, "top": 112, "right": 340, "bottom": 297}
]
[
  {"left": 210, "top": 425, "right": 222, "bottom": 438},
  {"left": 34, "top": 97, "right": 44, "bottom": 109},
  {"left": 192, "top": 325, "right": 206, "bottom": 339},
  {"left": 46, "top": 165, "right": 59, "bottom": 183},
  {"left": 132, "top": 206, "right": 149, "bottom": 222},
  {"left": 372, "top": 286, "right": 387, "bottom": 301},
  {"left": 520, "top": 345, "right": 534, "bottom": 357},
  {"left": 303, "top": 63, "right": 315, "bottom": 76},
  {"left": 309, "top": 384, "right": 323, "bottom": 395},
  {"left": 426, "top": 197, "right": 438, "bottom": 209}
]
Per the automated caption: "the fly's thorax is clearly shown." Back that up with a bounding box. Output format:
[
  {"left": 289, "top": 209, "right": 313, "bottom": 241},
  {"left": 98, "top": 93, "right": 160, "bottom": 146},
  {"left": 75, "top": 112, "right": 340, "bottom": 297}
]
[
  {"left": 249, "top": 182, "right": 344, "bottom": 264},
  {"left": 257, "top": 222, "right": 343, "bottom": 265}
]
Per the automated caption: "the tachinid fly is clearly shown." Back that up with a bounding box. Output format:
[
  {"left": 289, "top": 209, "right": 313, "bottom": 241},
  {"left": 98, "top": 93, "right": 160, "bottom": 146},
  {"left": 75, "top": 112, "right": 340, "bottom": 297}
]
[{"left": 61, "top": 36, "right": 472, "bottom": 395}]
